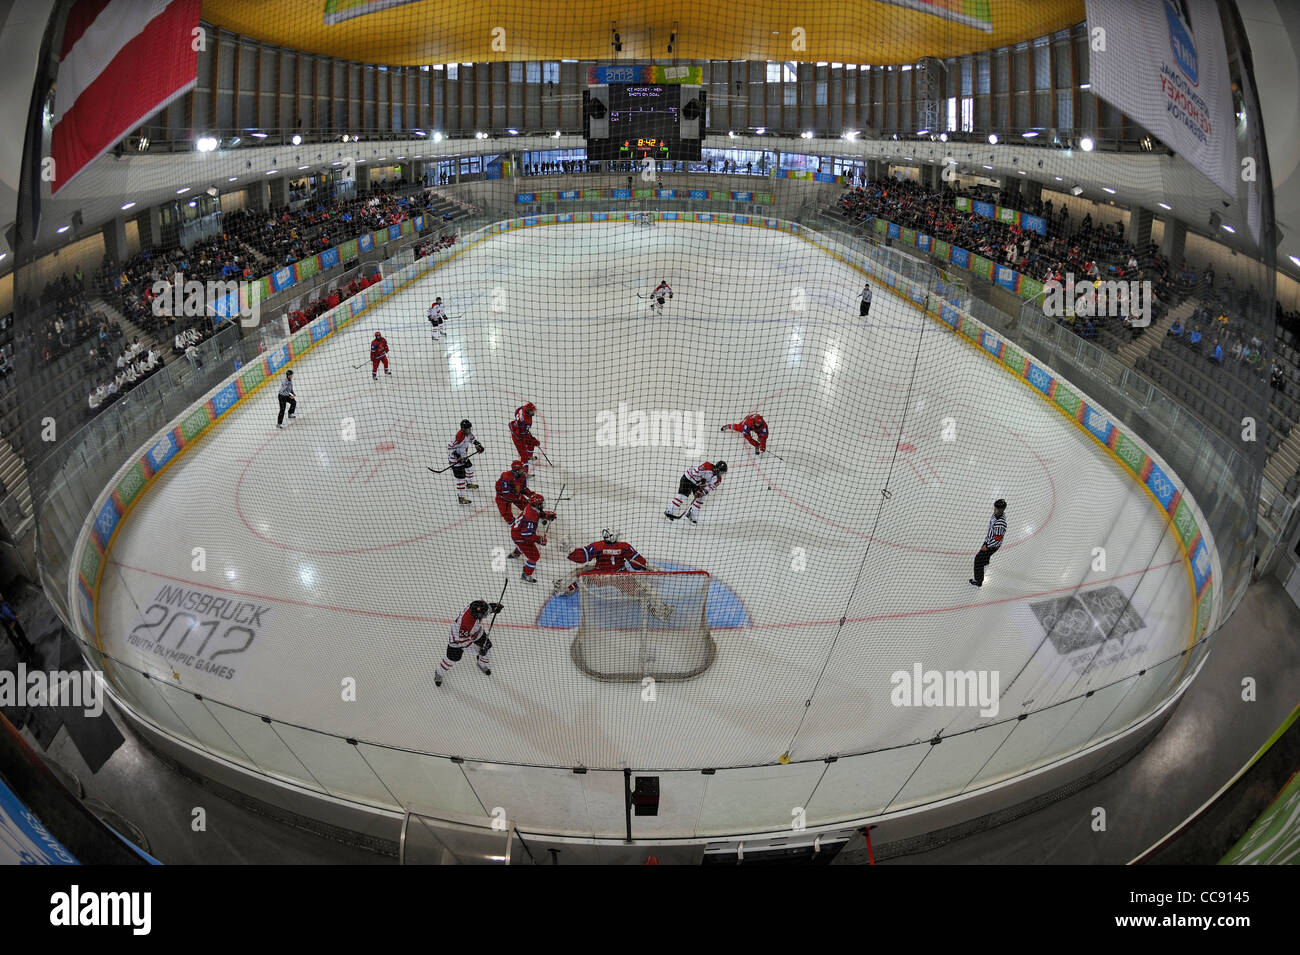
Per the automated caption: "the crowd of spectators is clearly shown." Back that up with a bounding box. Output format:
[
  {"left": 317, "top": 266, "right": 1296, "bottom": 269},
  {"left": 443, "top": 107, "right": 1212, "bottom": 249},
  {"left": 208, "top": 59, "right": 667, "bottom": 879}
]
[
  {"left": 222, "top": 185, "right": 438, "bottom": 267},
  {"left": 97, "top": 235, "right": 255, "bottom": 336},
  {"left": 286, "top": 269, "right": 384, "bottom": 333},
  {"left": 33, "top": 274, "right": 129, "bottom": 366},
  {"left": 86, "top": 336, "right": 164, "bottom": 413}
]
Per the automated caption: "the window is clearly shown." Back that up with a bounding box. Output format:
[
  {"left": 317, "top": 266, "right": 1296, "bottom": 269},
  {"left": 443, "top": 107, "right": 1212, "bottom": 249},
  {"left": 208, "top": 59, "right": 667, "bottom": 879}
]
[
  {"left": 961, "top": 96, "right": 974, "bottom": 132},
  {"left": 784, "top": 84, "right": 796, "bottom": 107},
  {"left": 542, "top": 62, "right": 559, "bottom": 84},
  {"left": 447, "top": 63, "right": 458, "bottom": 79},
  {"left": 815, "top": 80, "right": 827, "bottom": 106},
  {"left": 526, "top": 62, "right": 540, "bottom": 83},
  {"left": 767, "top": 62, "right": 781, "bottom": 83},
  {"left": 783, "top": 61, "right": 797, "bottom": 83},
  {"left": 509, "top": 62, "right": 522, "bottom": 82},
  {"left": 946, "top": 96, "right": 957, "bottom": 131}
]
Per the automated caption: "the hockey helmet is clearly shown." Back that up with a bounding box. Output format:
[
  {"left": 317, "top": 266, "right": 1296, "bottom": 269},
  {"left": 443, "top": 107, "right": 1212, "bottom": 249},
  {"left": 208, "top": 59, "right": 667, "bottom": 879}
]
[
  {"left": 529, "top": 492, "right": 545, "bottom": 508},
  {"left": 715, "top": 461, "right": 728, "bottom": 474},
  {"left": 469, "top": 600, "right": 489, "bottom": 619},
  {"left": 602, "top": 528, "right": 618, "bottom": 544},
  {"left": 460, "top": 418, "right": 472, "bottom": 432},
  {"left": 374, "top": 331, "right": 382, "bottom": 337},
  {"left": 511, "top": 459, "right": 526, "bottom": 473},
  {"left": 523, "top": 402, "right": 536, "bottom": 415}
]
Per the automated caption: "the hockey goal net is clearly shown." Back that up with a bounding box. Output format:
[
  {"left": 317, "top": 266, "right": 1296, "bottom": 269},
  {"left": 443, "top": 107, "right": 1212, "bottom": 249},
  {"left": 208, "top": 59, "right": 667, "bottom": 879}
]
[
  {"left": 628, "top": 211, "right": 656, "bottom": 227},
  {"left": 570, "top": 570, "right": 715, "bottom": 682}
]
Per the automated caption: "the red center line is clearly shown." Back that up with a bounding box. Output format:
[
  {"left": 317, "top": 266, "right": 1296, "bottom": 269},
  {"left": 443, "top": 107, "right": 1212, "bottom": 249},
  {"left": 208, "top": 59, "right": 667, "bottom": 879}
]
[{"left": 102, "top": 556, "right": 1181, "bottom": 634}]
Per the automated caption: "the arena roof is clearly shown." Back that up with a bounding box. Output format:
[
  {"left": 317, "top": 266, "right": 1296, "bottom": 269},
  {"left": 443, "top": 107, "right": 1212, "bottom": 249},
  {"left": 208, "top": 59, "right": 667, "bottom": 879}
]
[{"left": 202, "top": 0, "right": 1084, "bottom": 66}]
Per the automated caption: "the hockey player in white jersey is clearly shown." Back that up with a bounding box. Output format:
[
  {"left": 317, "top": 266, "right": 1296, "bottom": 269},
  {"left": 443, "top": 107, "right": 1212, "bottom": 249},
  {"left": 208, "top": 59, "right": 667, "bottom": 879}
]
[
  {"left": 427, "top": 297, "right": 446, "bottom": 340},
  {"left": 447, "top": 418, "right": 484, "bottom": 504},
  {"left": 664, "top": 460, "right": 726, "bottom": 523},
  {"left": 650, "top": 279, "right": 673, "bottom": 313}
]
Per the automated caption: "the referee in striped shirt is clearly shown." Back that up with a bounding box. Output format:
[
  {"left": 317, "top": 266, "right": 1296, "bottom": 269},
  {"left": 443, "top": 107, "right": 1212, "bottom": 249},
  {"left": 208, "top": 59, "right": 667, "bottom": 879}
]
[
  {"left": 276, "top": 370, "right": 296, "bottom": 429},
  {"left": 970, "top": 498, "right": 1007, "bottom": 587},
  {"left": 859, "top": 282, "right": 872, "bottom": 317}
]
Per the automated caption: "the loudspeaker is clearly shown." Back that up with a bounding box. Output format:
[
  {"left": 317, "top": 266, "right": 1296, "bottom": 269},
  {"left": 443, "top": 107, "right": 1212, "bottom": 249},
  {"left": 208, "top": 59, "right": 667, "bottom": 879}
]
[
  {"left": 680, "top": 85, "right": 704, "bottom": 140},
  {"left": 631, "top": 776, "right": 660, "bottom": 816},
  {"left": 586, "top": 85, "right": 610, "bottom": 140}
]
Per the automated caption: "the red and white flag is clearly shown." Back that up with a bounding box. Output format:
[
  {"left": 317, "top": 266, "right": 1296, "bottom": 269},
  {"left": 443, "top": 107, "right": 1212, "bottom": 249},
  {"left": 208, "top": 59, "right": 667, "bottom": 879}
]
[{"left": 50, "top": 0, "right": 201, "bottom": 195}]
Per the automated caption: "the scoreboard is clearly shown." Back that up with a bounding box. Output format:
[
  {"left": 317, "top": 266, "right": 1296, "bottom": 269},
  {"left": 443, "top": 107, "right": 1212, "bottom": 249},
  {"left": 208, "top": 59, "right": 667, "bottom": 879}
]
[{"left": 584, "top": 84, "right": 705, "bottom": 161}]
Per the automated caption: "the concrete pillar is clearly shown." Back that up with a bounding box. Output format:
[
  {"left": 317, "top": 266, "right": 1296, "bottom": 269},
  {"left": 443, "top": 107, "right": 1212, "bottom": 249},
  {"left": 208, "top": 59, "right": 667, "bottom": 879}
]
[
  {"left": 267, "top": 176, "right": 288, "bottom": 210},
  {"left": 102, "top": 216, "right": 128, "bottom": 266},
  {"left": 1161, "top": 217, "right": 1186, "bottom": 269},
  {"left": 245, "top": 183, "right": 268, "bottom": 213},
  {"left": 1020, "top": 178, "right": 1042, "bottom": 205},
  {"left": 1128, "top": 206, "right": 1153, "bottom": 249},
  {"left": 141, "top": 207, "right": 162, "bottom": 249}
]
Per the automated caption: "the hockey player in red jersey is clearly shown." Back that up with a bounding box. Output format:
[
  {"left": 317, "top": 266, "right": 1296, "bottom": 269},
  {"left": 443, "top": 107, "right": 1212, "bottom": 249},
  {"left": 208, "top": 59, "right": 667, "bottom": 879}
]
[
  {"left": 721, "top": 412, "right": 768, "bottom": 453},
  {"left": 494, "top": 459, "right": 530, "bottom": 523},
  {"left": 434, "top": 598, "right": 504, "bottom": 687},
  {"left": 447, "top": 419, "right": 484, "bottom": 505},
  {"left": 664, "top": 460, "right": 727, "bottom": 524},
  {"left": 552, "top": 528, "right": 649, "bottom": 593},
  {"left": 370, "top": 331, "right": 390, "bottom": 380},
  {"left": 507, "top": 492, "right": 556, "bottom": 583},
  {"left": 552, "top": 529, "right": 673, "bottom": 616},
  {"left": 509, "top": 402, "right": 541, "bottom": 469}
]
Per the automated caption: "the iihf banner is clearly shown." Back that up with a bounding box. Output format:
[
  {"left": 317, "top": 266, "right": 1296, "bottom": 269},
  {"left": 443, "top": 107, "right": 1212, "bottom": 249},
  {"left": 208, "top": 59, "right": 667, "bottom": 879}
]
[{"left": 1084, "top": 0, "right": 1235, "bottom": 196}]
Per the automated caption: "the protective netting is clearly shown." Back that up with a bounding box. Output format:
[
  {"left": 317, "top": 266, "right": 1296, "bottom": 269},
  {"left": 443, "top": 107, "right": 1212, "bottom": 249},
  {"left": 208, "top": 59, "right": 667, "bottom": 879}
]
[{"left": 9, "top": 2, "right": 1276, "bottom": 805}]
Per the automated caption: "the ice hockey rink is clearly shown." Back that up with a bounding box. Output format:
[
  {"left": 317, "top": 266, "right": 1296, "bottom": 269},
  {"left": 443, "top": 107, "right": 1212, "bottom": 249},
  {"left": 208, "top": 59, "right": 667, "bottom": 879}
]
[{"left": 93, "top": 219, "right": 1200, "bottom": 771}]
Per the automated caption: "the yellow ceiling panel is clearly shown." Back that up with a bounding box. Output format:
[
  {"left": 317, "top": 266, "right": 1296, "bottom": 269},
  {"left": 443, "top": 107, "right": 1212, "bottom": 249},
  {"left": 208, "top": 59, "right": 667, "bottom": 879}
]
[{"left": 202, "top": 0, "right": 1084, "bottom": 66}]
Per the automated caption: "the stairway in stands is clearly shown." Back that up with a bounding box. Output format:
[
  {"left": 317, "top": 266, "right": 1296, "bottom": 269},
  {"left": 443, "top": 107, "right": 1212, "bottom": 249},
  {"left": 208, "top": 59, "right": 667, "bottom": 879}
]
[{"left": 1116, "top": 298, "right": 1197, "bottom": 367}]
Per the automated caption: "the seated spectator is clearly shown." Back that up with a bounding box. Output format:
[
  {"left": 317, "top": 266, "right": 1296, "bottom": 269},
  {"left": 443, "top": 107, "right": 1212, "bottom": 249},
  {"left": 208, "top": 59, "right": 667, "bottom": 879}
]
[
  {"left": 1271, "top": 362, "right": 1285, "bottom": 392},
  {"left": 1188, "top": 326, "right": 1203, "bottom": 351},
  {"left": 1081, "top": 319, "right": 1096, "bottom": 339},
  {"left": 174, "top": 331, "right": 185, "bottom": 354},
  {"left": 1210, "top": 339, "right": 1224, "bottom": 363},
  {"left": 1168, "top": 319, "right": 1183, "bottom": 337}
]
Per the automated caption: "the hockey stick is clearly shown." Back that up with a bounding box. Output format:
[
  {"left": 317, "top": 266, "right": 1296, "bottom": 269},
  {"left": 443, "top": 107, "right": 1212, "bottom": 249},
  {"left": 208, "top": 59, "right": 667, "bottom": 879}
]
[
  {"left": 483, "top": 579, "right": 508, "bottom": 644},
  {"left": 538, "top": 448, "right": 554, "bottom": 467},
  {"left": 426, "top": 448, "right": 483, "bottom": 474}
]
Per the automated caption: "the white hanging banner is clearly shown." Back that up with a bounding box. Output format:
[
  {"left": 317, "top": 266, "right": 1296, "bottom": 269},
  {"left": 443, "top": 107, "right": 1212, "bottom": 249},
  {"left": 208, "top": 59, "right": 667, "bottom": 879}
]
[{"left": 1084, "top": 0, "right": 1237, "bottom": 197}]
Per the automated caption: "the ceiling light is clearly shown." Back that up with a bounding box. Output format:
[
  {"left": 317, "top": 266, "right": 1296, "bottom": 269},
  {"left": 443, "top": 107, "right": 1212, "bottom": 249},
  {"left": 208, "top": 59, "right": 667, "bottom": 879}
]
[
  {"left": 120, "top": 201, "right": 136, "bottom": 210},
  {"left": 1103, "top": 186, "right": 1116, "bottom": 194},
  {"left": 187, "top": 200, "right": 197, "bottom": 207},
  {"left": 1288, "top": 255, "right": 1300, "bottom": 268},
  {"left": 433, "top": 131, "right": 444, "bottom": 142},
  {"left": 916, "top": 128, "right": 929, "bottom": 136},
  {"left": 552, "top": 130, "right": 561, "bottom": 138},
  {"left": 1079, "top": 83, "right": 1091, "bottom": 90},
  {"left": 1022, "top": 130, "right": 1039, "bottom": 138},
  {"left": 176, "top": 187, "right": 190, "bottom": 194},
  {"left": 291, "top": 134, "right": 302, "bottom": 146},
  {"left": 988, "top": 133, "right": 998, "bottom": 145},
  {"left": 1157, "top": 202, "right": 1172, "bottom": 210},
  {"left": 267, "top": 169, "right": 278, "bottom": 174},
  {"left": 1018, "top": 170, "right": 1026, "bottom": 175},
  {"left": 195, "top": 136, "right": 218, "bottom": 152},
  {"left": 413, "top": 130, "right": 426, "bottom": 137},
  {"left": 341, "top": 134, "right": 350, "bottom": 142},
  {"left": 939, "top": 132, "right": 948, "bottom": 142},
  {"left": 1222, "top": 224, "right": 1235, "bottom": 233},
  {"left": 298, "top": 165, "right": 308, "bottom": 169},
  {"left": 250, "top": 130, "right": 268, "bottom": 139},
  {"left": 57, "top": 225, "right": 70, "bottom": 233},
  {"left": 1080, "top": 137, "right": 1095, "bottom": 152},
  {"left": 983, "top": 164, "right": 993, "bottom": 169},
  {"left": 801, "top": 130, "right": 814, "bottom": 139},
  {"left": 507, "top": 128, "right": 518, "bottom": 135},
  {"left": 1071, "top": 185, "right": 1084, "bottom": 196},
  {"left": 755, "top": 127, "right": 766, "bottom": 135},
  {"left": 228, "top": 176, "right": 238, "bottom": 181},
  {"left": 1054, "top": 176, "right": 1063, "bottom": 181}
]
